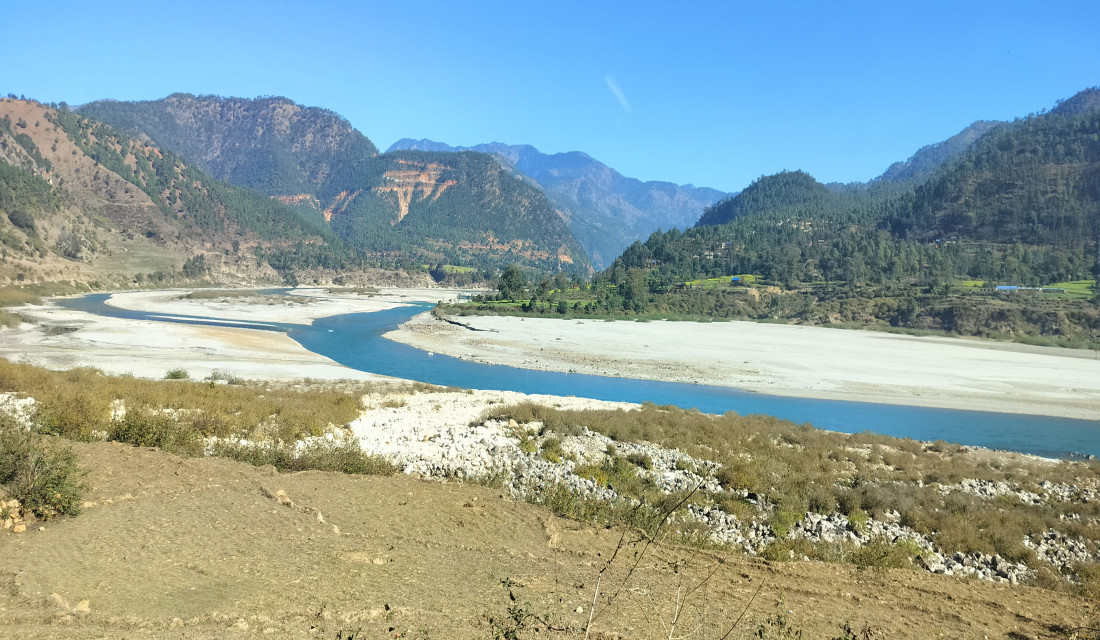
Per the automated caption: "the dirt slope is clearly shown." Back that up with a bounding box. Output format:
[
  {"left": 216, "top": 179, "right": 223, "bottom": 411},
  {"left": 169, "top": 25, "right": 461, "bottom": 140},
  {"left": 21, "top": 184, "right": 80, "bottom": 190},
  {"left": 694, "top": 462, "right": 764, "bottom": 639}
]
[{"left": 1, "top": 442, "right": 1094, "bottom": 639}]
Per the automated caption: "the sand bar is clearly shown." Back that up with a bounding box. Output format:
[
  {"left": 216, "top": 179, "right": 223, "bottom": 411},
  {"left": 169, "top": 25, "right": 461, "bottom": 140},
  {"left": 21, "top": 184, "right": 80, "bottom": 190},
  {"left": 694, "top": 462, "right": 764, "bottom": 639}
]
[
  {"left": 0, "top": 287, "right": 475, "bottom": 382},
  {"left": 104, "top": 287, "right": 473, "bottom": 324},
  {"left": 386, "top": 312, "right": 1100, "bottom": 420}
]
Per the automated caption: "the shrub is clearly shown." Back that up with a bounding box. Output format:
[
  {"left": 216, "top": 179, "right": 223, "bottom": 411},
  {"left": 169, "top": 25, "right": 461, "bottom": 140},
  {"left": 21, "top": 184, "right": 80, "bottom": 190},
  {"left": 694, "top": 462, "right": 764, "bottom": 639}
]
[
  {"left": 805, "top": 484, "right": 836, "bottom": 513},
  {"left": 847, "top": 538, "right": 918, "bottom": 569},
  {"left": 626, "top": 452, "right": 653, "bottom": 470},
  {"left": 539, "top": 437, "right": 564, "bottom": 463},
  {"left": 0, "top": 310, "right": 23, "bottom": 328},
  {"left": 164, "top": 368, "right": 190, "bottom": 380},
  {"left": 205, "top": 369, "right": 245, "bottom": 385},
  {"left": 208, "top": 437, "right": 397, "bottom": 476},
  {"left": 7, "top": 209, "right": 35, "bottom": 232},
  {"left": 34, "top": 391, "right": 108, "bottom": 440},
  {"left": 0, "top": 417, "right": 85, "bottom": 519},
  {"left": 517, "top": 435, "right": 537, "bottom": 455},
  {"left": 109, "top": 410, "right": 203, "bottom": 456},
  {"left": 0, "top": 287, "right": 42, "bottom": 308}
]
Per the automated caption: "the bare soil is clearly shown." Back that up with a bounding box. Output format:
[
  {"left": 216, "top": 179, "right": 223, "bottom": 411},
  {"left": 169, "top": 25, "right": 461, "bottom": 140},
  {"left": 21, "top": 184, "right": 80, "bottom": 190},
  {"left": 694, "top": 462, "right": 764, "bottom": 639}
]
[{"left": 1, "top": 442, "right": 1094, "bottom": 639}]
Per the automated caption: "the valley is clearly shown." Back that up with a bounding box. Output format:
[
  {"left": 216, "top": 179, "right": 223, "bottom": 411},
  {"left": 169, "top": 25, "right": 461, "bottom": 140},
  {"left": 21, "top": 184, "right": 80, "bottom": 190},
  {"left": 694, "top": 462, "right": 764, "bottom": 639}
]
[{"left": 2, "top": 27, "right": 1100, "bottom": 638}]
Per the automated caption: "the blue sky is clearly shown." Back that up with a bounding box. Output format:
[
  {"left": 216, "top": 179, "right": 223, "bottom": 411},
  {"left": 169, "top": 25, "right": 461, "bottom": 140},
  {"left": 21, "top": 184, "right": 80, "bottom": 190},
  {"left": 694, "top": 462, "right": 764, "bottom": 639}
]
[{"left": 3, "top": 0, "right": 1098, "bottom": 193}]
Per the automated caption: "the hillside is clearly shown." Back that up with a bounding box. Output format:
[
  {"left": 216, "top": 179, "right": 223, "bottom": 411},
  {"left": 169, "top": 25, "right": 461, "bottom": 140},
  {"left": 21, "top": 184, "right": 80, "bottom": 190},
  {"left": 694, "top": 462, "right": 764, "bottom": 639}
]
[
  {"left": 76, "top": 93, "right": 379, "bottom": 197},
  {"left": 457, "top": 89, "right": 1100, "bottom": 345},
  {"left": 696, "top": 170, "right": 837, "bottom": 227},
  {"left": 0, "top": 98, "right": 333, "bottom": 286},
  {"left": 872, "top": 120, "right": 1003, "bottom": 186},
  {"left": 886, "top": 89, "right": 1100, "bottom": 247},
  {"left": 1, "top": 357, "right": 1096, "bottom": 639},
  {"left": 657, "top": 88, "right": 1100, "bottom": 284},
  {"left": 81, "top": 95, "right": 590, "bottom": 274},
  {"left": 389, "top": 138, "right": 729, "bottom": 268}
]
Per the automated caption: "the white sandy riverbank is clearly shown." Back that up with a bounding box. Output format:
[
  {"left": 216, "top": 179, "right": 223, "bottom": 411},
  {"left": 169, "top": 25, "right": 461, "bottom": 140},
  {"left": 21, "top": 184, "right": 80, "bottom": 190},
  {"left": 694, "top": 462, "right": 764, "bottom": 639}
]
[
  {"left": 0, "top": 287, "right": 473, "bottom": 382},
  {"left": 103, "top": 287, "right": 472, "bottom": 324},
  {"left": 385, "top": 312, "right": 1100, "bottom": 420}
]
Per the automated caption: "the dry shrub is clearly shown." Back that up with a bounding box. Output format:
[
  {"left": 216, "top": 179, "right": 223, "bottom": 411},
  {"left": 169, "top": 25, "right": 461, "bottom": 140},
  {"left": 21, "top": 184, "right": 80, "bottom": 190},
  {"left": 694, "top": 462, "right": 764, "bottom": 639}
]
[
  {"left": 476, "top": 400, "right": 1100, "bottom": 582},
  {"left": 0, "top": 358, "right": 362, "bottom": 444},
  {"left": 0, "top": 414, "right": 85, "bottom": 519}
]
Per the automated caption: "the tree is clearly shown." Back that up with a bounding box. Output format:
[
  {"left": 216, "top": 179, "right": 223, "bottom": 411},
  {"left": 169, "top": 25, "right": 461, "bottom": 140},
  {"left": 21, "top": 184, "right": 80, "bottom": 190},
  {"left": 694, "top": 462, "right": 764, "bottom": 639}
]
[{"left": 498, "top": 264, "right": 527, "bottom": 300}]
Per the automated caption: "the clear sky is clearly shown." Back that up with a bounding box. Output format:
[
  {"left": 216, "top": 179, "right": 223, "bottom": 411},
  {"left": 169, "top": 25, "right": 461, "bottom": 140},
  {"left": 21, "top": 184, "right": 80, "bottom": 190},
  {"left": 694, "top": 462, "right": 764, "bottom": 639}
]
[{"left": 3, "top": 0, "right": 1098, "bottom": 193}]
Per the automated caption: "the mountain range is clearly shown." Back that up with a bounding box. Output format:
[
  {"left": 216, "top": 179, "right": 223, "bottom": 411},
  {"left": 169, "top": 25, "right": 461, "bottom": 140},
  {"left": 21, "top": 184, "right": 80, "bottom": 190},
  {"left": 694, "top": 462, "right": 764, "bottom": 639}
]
[
  {"left": 3, "top": 87, "right": 1098, "bottom": 295},
  {"left": 387, "top": 139, "right": 729, "bottom": 269},
  {"left": 602, "top": 87, "right": 1100, "bottom": 319},
  {"left": 0, "top": 98, "right": 332, "bottom": 286},
  {"left": 78, "top": 94, "right": 589, "bottom": 275}
]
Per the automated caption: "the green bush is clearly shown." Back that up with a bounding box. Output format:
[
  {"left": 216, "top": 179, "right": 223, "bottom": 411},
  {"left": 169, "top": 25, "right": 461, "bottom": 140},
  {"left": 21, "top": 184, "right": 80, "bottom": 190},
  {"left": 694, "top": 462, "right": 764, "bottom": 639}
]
[
  {"left": 0, "top": 417, "right": 85, "bottom": 520},
  {"left": 7, "top": 209, "right": 36, "bottom": 232},
  {"left": 539, "top": 437, "right": 564, "bottom": 463},
  {"left": 164, "top": 368, "right": 190, "bottom": 380},
  {"left": 34, "top": 390, "right": 109, "bottom": 440},
  {"left": 0, "top": 310, "right": 23, "bottom": 328},
  {"left": 109, "top": 410, "right": 203, "bottom": 456},
  {"left": 626, "top": 452, "right": 653, "bottom": 470},
  {"left": 207, "top": 437, "right": 397, "bottom": 476},
  {"left": 847, "top": 537, "right": 918, "bottom": 569}
]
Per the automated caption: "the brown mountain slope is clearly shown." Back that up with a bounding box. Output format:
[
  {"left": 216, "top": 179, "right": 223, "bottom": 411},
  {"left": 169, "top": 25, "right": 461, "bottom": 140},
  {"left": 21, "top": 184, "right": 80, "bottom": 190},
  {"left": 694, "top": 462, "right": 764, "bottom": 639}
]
[
  {"left": 79, "top": 95, "right": 592, "bottom": 273},
  {"left": 1, "top": 440, "right": 1092, "bottom": 639},
  {"left": 0, "top": 98, "right": 334, "bottom": 286},
  {"left": 0, "top": 99, "right": 184, "bottom": 284}
]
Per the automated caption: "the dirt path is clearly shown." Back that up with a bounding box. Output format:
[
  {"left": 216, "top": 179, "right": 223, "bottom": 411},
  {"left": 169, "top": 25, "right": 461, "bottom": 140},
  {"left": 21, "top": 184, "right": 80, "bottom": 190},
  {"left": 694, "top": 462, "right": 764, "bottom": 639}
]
[{"left": 1, "top": 442, "right": 1093, "bottom": 638}]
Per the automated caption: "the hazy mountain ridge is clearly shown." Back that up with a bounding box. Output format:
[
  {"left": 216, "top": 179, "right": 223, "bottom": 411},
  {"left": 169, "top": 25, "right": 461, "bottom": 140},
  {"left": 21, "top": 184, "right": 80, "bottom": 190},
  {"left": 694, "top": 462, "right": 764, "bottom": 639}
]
[
  {"left": 79, "top": 96, "right": 589, "bottom": 274},
  {"left": 388, "top": 138, "right": 729, "bottom": 268}
]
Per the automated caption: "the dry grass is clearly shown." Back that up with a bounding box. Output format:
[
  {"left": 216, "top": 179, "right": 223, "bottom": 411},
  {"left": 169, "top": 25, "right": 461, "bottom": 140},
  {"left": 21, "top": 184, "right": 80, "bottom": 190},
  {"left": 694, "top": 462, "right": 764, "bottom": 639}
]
[
  {"left": 0, "top": 287, "right": 41, "bottom": 308},
  {"left": 482, "top": 401, "right": 1100, "bottom": 592},
  {"left": 0, "top": 358, "right": 365, "bottom": 444}
]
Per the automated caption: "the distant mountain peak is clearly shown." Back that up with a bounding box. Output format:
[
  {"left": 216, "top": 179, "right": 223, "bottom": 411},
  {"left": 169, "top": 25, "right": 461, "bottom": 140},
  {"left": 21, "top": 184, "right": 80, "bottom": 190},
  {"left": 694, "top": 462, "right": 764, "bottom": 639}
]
[
  {"left": 387, "top": 138, "right": 730, "bottom": 268},
  {"left": 76, "top": 96, "right": 589, "bottom": 273}
]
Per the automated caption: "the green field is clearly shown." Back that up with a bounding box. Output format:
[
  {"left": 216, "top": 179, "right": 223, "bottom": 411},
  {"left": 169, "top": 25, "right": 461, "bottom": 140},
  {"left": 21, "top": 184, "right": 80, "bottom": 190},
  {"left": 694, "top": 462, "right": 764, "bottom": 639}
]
[
  {"left": 684, "top": 274, "right": 758, "bottom": 289},
  {"left": 1047, "top": 280, "right": 1096, "bottom": 298}
]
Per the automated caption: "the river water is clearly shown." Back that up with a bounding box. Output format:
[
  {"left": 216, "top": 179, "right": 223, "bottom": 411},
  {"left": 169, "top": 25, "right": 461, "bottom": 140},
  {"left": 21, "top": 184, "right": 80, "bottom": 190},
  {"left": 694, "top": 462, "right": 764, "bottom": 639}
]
[{"left": 58, "top": 294, "right": 1100, "bottom": 458}]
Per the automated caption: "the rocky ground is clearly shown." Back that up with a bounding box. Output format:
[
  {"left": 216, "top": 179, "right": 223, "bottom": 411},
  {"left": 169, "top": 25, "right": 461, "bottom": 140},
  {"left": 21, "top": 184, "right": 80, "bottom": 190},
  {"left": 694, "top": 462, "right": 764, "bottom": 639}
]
[
  {"left": 2, "top": 437, "right": 1096, "bottom": 639},
  {"left": 340, "top": 389, "right": 1098, "bottom": 588},
  {"left": 3, "top": 387, "right": 1100, "bottom": 638}
]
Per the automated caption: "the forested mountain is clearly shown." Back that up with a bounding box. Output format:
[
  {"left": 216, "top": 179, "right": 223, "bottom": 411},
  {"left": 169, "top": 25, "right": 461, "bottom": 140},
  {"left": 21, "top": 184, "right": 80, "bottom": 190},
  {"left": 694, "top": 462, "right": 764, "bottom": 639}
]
[
  {"left": 0, "top": 98, "right": 335, "bottom": 286},
  {"left": 886, "top": 98, "right": 1100, "bottom": 247},
  {"left": 467, "top": 88, "right": 1100, "bottom": 345},
  {"left": 696, "top": 171, "right": 838, "bottom": 226},
  {"left": 621, "top": 88, "right": 1100, "bottom": 286},
  {"left": 388, "top": 138, "right": 729, "bottom": 268},
  {"left": 872, "top": 120, "right": 1003, "bottom": 185},
  {"left": 79, "top": 94, "right": 379, "bottom": 197},
  {"left": 81, "top": 95, "right": 589, "bottom": 274}
]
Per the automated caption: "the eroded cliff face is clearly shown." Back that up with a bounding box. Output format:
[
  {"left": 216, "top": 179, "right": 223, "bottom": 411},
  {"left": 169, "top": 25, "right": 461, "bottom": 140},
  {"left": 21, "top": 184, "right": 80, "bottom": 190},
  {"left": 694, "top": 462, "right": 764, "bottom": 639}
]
[
  {"left": 375, "top": 159, "right": 457, "bottom": 224},
  {"left": 78, "top": 96, "right": 592, "bottom": 273}
]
